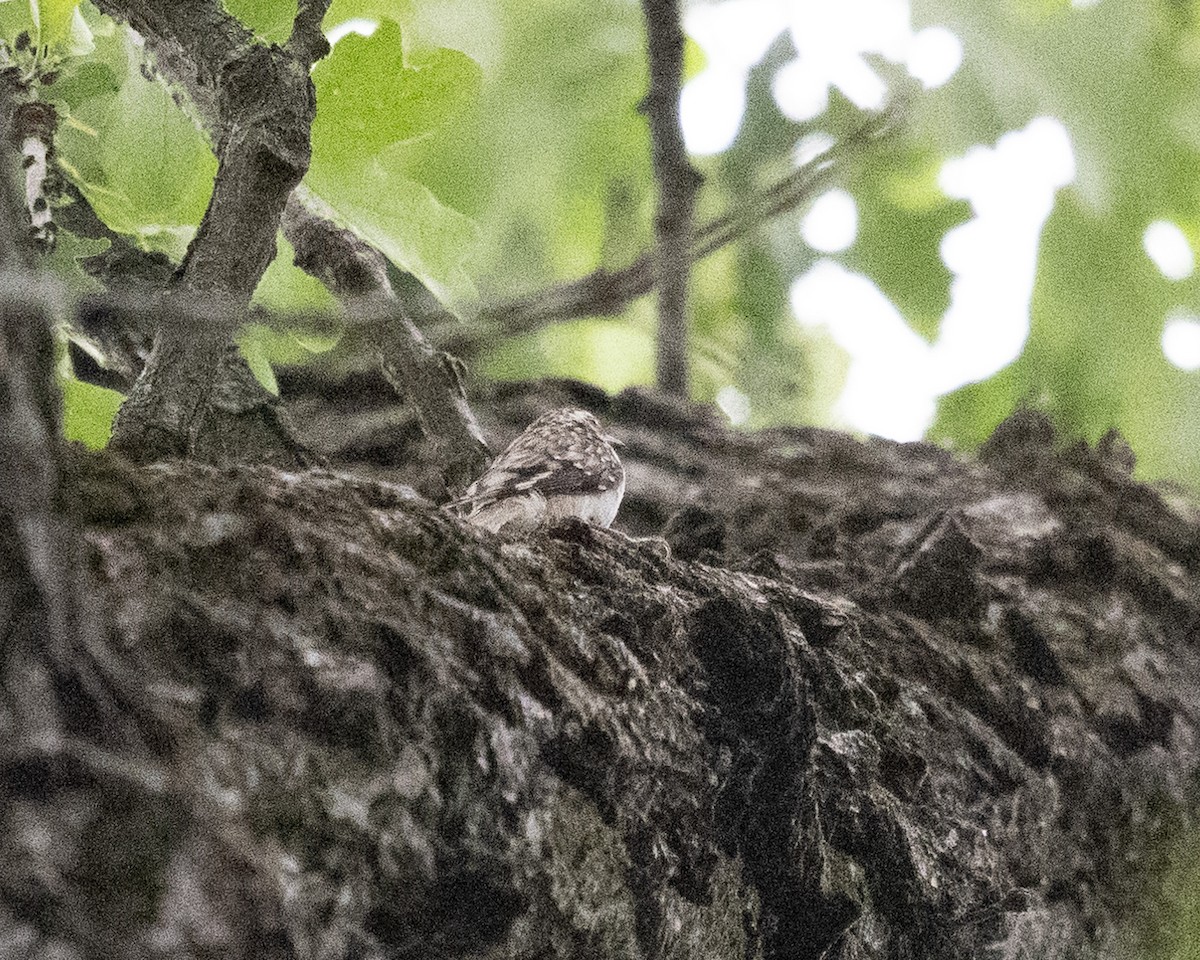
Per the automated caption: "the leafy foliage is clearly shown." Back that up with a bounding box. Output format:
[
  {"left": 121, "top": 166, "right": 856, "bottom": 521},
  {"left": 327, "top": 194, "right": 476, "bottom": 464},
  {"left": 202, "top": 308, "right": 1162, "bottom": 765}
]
[
  {"left": 54, "top": 24, "right": 218, "bottom": 259},
  {"left": 0, "top": 0, "right": 91, "bottom": 56},
  {"left": 306, "top": 15, "right": 483, "bottom": 314},
  {"left": 61, "top": 374, "right": 123, "bottom": 448},
  {"left": 917, "top": 0, "right": 1200, "bottom": 482},
  {"left": 6, "top": 0, "right": 1200, "bottom": 487}
]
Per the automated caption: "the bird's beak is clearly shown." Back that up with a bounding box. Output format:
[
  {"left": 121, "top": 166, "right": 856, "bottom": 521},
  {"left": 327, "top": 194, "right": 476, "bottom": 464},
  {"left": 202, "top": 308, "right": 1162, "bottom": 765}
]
[{"left": 606, "top": 434, "right": 625, "bottom": 448}]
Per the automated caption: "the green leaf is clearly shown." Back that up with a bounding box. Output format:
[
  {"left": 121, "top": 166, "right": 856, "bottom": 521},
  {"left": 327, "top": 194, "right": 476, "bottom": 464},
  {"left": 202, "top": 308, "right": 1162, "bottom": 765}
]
[
  {"left": 247, "top": 237, "right": 345, "bottom": 388},
  {"left": 54, "top": 25, "right": 216, "bottom": 254},
  {"left": 33, "top": 0, "right": 80, "bottom": 50},
  {"left": 388, "top": 0, "right": 651, "bottom": 291},
  {"left": 252, "top": 233, "right": 340, "bottom": 316},
  {"left": 43, "top": 229, "right": 110, "bottom": 298},
  {"left": 916, "top": 0, "right": 1200, "bottom": 482},
  {"left": 62, "top": 3, "right": 94, "bottom": 55},
  {"left": 928, "top": 363, "right": 1022, "bottom": 451},
  {"left": 325, "top": 0, "right": 413, "bottom": 28},
  {"left": 50, "top": 59, "right": 121, "bottom": 106},
  {"left": 482, "top": 320, "right": 654, "bottom": 393},
  {"left": 311, "top": 18, "right": 481, "bottom": 163},
  {"left": 0, "top": 2, "right": 34, "bottom": 45},
  {"left": 61, "top": 376, "right": 122, "bottom": 449},
  {"left": 305, "top": 16, "right": 483, "bottom": 312},
  {"left": 236, "top": 321, "right": 341, "bottom": 395},
  {"left": 683, "top": 36, "right": 706, "bottom": 82},
  {"left": 235, "top": 325, "right": 280, "bottom": 394},
  {"left": 222, "top": 0, "right": 296, "bottom": 43},
  {"left": 843, "top": 140, "right": 969, "bottom": 343},
  {"left": 0, "top": 0, "right": 92, "bottom": 56},
  {"left": 305, "top": 154, "right": 480, "bottom": 315}
]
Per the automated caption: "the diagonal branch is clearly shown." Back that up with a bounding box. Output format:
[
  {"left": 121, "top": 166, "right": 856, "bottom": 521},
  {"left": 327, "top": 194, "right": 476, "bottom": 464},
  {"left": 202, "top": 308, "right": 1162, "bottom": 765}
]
[
  {"left": 639, "top": 0, "right": 701, "bottom": 398},
  {"left": 281, "top": 187, "right": 491, "bottom": 488},
  {"left": 93, "top": 0, "right": 330, "bottom": 462},
  {"left": 474, "top": 112, "right": 892, "bottom": 340},
  {"left": 71, "top": 110, "right": 892, "bottom": 404}
]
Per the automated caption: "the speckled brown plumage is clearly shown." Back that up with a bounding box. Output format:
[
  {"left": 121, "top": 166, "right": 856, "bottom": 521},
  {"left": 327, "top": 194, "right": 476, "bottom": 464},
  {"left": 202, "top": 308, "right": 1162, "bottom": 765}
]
[{"left": 448, "top": 408, "right": 625, "bottom": 532}]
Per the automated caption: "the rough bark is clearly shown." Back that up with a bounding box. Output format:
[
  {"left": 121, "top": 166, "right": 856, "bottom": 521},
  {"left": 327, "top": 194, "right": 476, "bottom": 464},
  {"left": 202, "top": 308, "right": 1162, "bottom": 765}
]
[
  {"left": 3, "top": 374, "right": 1198, "bottom": 960},
  {"left": 281, "top": 188, "right": 491, "bottom": 490},
  {"left": 93, "top": 0, "right": 326, "bottom": 464}
]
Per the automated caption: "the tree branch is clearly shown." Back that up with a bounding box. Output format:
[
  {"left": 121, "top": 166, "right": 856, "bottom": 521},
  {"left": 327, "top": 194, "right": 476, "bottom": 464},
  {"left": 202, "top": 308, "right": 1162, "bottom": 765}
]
[
  {"left": 639, "top": 0, "right": 700, "bottom": 398},
  {"left": 12, "top": 100, "right": 57, "bottom": 252},
  {"left": 93, "top": 0, "right": 329, "bottom": 462},
  {"left": 286, "top": 0, "right": 333, "bottom": 66},
  {"left": 0, "top": 82, "right": 138, "bottom": 767},
  {"left": 282, "top": 188, "right": 491, "bottom": 489},
  {"left": 473, "top": 113, "right": 890, "bottom": 342},
  {"left": 90, "top": 0, "right": 489, "bottom": 482},
  {"left": 0, "top": 71, "right": 29, "bottom": 268}
]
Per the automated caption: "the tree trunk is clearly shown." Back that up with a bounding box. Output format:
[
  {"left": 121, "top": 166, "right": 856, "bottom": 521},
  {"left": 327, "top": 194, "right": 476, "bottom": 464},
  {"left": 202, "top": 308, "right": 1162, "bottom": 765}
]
[{"left": 3, "top": 373, "right": 1197, "bottom": 960}]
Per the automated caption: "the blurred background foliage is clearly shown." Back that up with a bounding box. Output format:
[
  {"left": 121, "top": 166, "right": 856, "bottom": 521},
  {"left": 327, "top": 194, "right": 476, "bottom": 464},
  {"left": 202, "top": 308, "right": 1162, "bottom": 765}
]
[{"left": 4, "top": 0, "right": 1200, "bottom": 490}]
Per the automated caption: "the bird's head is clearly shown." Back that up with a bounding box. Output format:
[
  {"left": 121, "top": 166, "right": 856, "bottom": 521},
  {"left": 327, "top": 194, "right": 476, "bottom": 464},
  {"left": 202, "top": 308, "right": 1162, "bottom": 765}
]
[{"left": 545, "top": 407, "right": 624, "bottom": 447}]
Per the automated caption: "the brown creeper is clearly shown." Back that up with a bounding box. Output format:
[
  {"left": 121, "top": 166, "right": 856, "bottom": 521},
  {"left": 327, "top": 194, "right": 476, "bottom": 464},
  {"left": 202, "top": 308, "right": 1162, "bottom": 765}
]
[{"left": 448, "top": 407, "right": 626, "bottom": 533}]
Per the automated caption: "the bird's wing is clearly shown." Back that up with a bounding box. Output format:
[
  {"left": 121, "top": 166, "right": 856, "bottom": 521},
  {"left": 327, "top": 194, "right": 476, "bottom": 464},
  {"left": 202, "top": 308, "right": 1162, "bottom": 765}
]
[{"left": 451, "top": 417, "right": 622, "bottom": 513}]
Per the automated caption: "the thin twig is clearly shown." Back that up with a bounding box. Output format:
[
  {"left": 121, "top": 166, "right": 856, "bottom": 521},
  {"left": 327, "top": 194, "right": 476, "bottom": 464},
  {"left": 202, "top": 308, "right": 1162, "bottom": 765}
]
[
  {"left": 477, "top": 112, "right": 891, "bottom": 339},
  {"left": 640, "top": 0, "right": 700, "bottom": 397},
  {"left": 0, "top": 70, "right": 29, "bottom": 268}
]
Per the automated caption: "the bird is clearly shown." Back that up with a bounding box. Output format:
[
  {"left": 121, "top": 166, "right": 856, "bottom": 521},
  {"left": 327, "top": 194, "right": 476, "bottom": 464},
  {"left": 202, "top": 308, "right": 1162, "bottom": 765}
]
[{"left": 447, "top": 407, "right": 626, "bottom": 533}]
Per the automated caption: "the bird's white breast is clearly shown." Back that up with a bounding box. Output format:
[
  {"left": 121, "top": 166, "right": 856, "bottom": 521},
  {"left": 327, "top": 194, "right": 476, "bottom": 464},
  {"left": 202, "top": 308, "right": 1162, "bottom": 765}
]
[
  {"left": 469, "top": 473, "right": 625, "bottom": 533},
  {"left": 543, "top": 472, "right": 626, "bottom": 528}
]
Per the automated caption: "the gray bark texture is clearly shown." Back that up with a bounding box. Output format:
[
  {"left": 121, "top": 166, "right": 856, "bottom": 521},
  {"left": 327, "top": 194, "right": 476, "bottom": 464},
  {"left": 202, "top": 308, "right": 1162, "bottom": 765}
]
[
  {"left": 3, "top": 371, "right": 1200, "bottom": 960},
  {"left": 92, "top": 0, "right": 324, "bottom": 464},
  {"left": 83, "top": 0, "right": 489, "bottom": 481}
]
